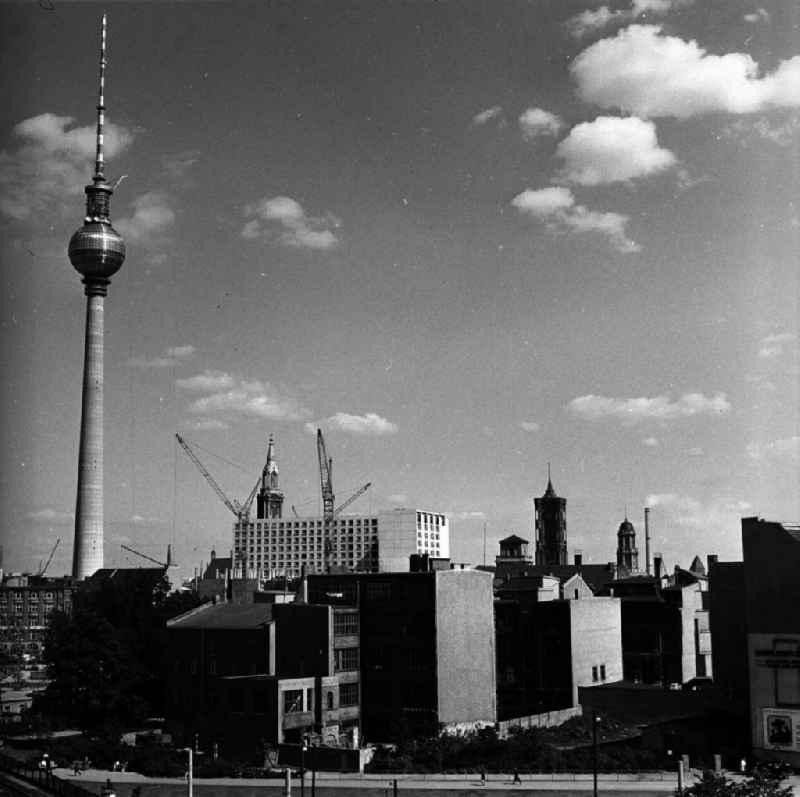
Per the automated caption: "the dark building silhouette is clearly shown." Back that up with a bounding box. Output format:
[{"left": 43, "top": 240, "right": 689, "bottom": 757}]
[
  {"left": 496, "top": 534, "right": 533, "bottom": 566},
  {"left": 256, "top": 435, "right": 284, "bottom": 519},
  {"left": 307, "top": 569, "right": 496, "bottom": 741},
  {"left": 616, "top": 517, "right": 640, "bottom": 577},
  {"left": 534, "top": 475, "right": 567, "bottom": 567},
  {"left": 741, "top": 517, "right": 800, "bottom": 766}
]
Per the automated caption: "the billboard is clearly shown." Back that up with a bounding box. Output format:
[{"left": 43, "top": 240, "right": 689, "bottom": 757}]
[{"left": 763, "top": 709, "right": 800, "bottom": 752}]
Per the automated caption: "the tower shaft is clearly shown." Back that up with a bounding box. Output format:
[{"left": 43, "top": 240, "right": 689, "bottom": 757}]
[{"left": 72, "top": 291, "right": 106, "bottom": 579}]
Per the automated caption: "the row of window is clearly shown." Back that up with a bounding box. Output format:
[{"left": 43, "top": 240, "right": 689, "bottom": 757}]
[{"left": 591, "top": 664, "right": 607, "bottom": 682}]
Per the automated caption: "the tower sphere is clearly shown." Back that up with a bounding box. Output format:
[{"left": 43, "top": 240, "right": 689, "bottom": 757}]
[{"left": 68, "top": 217, "right": 126, "bottom": 282}]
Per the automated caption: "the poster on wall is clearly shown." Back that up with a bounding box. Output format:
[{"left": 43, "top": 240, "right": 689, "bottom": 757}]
[{"left": 763, "top": 709, "right": 800, "bottom": 752}]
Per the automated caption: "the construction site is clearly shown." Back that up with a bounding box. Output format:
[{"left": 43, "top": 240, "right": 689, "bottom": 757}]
[{"left": 175, "top": 429, "right": 450, "bottom": 584}]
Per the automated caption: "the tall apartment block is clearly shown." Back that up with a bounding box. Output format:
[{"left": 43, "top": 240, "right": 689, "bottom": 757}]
[{"left": 233, "top": 509, "right": 450, "bottom": 577}]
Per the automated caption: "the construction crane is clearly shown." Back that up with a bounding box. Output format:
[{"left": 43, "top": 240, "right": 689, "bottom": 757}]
[
  {"left": 37, "top": 538, "right": 61, "bottom": 576},
  {"left": 334, "top": 482, "right": 371, "bottom": 517},
  {"left": 316, "top": 429, "right": 371, "bottom": 571},
  {"left": 317, "top": 429, "right": 335, "bottom": 571},
  {"left": 121, "top": 543, "right": 174, "bottom": 569},
  {"left": 175, "top": 433, "right": 260, "bottom": 522}
]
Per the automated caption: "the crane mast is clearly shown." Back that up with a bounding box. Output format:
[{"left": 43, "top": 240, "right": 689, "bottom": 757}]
[
  {"left": 317, "top": 429, "right": 336, "bottom": 571},
  {"left": 38, "top": 538, "right": 61, "bottom": 576}
]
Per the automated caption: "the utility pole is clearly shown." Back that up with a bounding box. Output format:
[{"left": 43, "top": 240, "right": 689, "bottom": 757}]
[
  {"left": 592, "top": 711, "right": 600, "bottom": 797},
  {"left": 182, "top": 748, "right": 193, "bottom": 797}
]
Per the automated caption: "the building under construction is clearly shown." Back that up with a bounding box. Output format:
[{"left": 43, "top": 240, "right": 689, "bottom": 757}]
[
  {"left": 234, "top": 433, "right": 449, "bottom": 578},
  {"left": 178, "top": 431, "right": 450, "bottom": 579}
]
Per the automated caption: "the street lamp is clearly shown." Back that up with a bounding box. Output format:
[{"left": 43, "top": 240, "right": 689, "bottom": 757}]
[
  {"left": 182, "top": 747, "right": 193, "bottom": 797},
  {"left": 300, "top": 737, "right": 308, "bottom": 797},
  {"left": 592, "top": 713, "right": 599, "bottom": 796}
]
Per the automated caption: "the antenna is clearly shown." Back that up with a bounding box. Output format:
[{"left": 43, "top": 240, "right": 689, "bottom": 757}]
[{"left": 94, "top": 13, "right": 107, "bottom": 183}]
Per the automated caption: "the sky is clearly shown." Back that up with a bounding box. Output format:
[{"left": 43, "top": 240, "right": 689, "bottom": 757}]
[{"left": 0, "top": 0, "right": 798, "bottom": 584}]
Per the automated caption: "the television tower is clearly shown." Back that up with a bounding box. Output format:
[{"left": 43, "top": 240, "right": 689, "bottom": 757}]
[{"left": 68, "top": 15, "right": 126, "bottom": 579}]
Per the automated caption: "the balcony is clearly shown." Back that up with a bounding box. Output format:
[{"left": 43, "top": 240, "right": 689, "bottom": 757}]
[{"left": 283, "top": 710, "right": 314, "bottom": 730}]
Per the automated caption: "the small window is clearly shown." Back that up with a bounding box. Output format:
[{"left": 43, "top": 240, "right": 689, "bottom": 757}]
[
  {"left": 284, "top": 689, "right": 304, "bottom": 714},
  {"left": 574, "top": 589, "right": 579, "bottom": 600},
  {"left": 600, "top": 664, "right": 606, "bottom": 681},
  {"left": 592, "top": 665, "right": 599, "bottom": 682},
  {"left": 340, "top": 683, "right": 359, "bottom": 707},
  {"left": 327, "top": 691, "right": 334, "bottom": 710}
]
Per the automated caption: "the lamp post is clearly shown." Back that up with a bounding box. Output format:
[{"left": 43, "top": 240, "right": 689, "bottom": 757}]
[
  {"left": 592, "top": 711, "right": 600, "bottom": 797},
  {"left": 300, "top": 737, "right": 307, "bottom": 797},
  {"left": 182, "top": 747, "right": 193, "bottom": 797}
]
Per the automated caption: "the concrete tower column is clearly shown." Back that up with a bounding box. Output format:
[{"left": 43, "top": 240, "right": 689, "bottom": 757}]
[
  {"left": 72, "top": 286, "right": 106, "bottom": 579},
  {"left": 68, "top": 15, "right": 125, "bottom": 579}
]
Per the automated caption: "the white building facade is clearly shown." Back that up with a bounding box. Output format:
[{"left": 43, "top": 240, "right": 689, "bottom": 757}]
[{"left": 233, "top": 508, "right": 450, "bottom": 578}]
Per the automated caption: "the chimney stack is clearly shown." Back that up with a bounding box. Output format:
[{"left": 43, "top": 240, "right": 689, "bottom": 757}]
[
  {"left": 644, "top": 507, "right": 651, "bottom": 575},
  {"left": 574, "top": 551, "right": 583, "bottom": 568},
  {"left": 653, "top": 553, "right": 663, "bottom": 582},
  {"left": 707, "top": 554, "right": 718, "bottom": 573}
]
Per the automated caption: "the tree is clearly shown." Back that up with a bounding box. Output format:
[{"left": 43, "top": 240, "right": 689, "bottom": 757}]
[
  {"left": 34, "top": 572, "right": 205, "bottom": 732},
  {"left": 679, "top": 763, "right": 794, "bottom": 797}
]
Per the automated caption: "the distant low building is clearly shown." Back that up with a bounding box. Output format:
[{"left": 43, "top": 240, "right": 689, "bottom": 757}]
[{"left": 0, "top": 574, "right": 76, "bottom": 662}]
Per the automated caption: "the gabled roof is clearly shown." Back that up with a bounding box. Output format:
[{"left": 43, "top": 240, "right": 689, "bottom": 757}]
[
  {"left": 168, "top": 601, "right": 273, "bottom": 629},
  {"left": 499, "top": 534, "right": 529, "bottom": 545},
  {"left": 689, "top": 555, "right": 706, "bottom": 575},
  {"left": 492, "top": 562, "right": 617, "bottom": 594}
]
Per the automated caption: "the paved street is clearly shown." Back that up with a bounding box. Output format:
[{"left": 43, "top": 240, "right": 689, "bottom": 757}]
[{"left": 49, "top": 767, "right": 800, "bottom": 796}]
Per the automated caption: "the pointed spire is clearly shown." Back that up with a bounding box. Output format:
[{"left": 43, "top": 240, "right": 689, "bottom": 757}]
[
  {"left": 94, "top": 13, "right": 108, "bottom": 184},
  {"left": 543, "top": 463, "right": 557, "bottom": 497}
]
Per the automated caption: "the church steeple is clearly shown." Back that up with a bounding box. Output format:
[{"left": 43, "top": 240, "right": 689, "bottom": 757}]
[
  {"left": 256, "top": 435, "right": 284, "bottom": 519},
  {"left": 616, "top": 516, "right": 639, "bottom": 577},
  {"left": 534, "top": 467, "right": 567, "bottom": 567}
]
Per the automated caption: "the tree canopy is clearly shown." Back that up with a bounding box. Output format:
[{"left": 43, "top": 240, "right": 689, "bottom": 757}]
[{"left": 34, "top": 571, "right": 204, "bottom": 733}]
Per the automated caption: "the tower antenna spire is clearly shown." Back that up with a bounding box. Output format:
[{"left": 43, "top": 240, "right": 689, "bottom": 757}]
[{"left": 94, "top": 13, "right": 107, "bottom": 183}]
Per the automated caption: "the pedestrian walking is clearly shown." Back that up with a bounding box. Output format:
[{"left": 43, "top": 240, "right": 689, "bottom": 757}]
[
  {"left": 513, "top": 769, "right": 522, "bottom": 784},
  {"left": 480, "top": 767, "right": 486, "bottom": 786}
]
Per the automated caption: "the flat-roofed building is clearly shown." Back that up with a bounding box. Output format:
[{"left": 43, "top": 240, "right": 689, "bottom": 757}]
[{"left": 233, "top": 508, "right": 449, "bottom": 577}]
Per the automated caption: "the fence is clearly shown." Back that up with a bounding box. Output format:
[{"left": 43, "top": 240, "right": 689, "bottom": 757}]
[{"left": 0, "top": 751, "right": 98, "bottom": 796}]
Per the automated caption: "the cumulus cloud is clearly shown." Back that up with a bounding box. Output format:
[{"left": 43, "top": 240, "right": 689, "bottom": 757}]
[
  {"left": 306, "top": 412, "right": 398, "bottom": 436},
  {"left": 162, "top": 150, "right": 200, "bottom": 179},
  {"left": 556, "top": 116, "right": 676, "bottom": 185},
  {"left": 177, "top": 370, "right": 310, "bottom": 423},
  {"left": 519, "top": 108, "right": 563, "bottom": 140},
  {"left": 567, "top": 392, "right": 731, "bottom": 423},
  {"left": 642, "top": 437, "right": 660, "bottom": 447},
  {"left": 743, "top": 8, "right": 769, "bottom": 23},
  {"left": 571, "top": 24, "right": 800, "bottom": 119},
  {"left": 758, "top": 332, "right": 796, "bottom": 359},
  {"left": 449, "top": 510, "right": 487, "bottom": 520},
  {"left": 184, "top": 418, "right": 230, "bottom": 432},
  {"left": 520, "top": 420, "right": 541, "bottom": 432},
  {"left": 241, "top": 195, "right": 340, "bottom": 250},
  {"left": 565, "top": 0, "right": 692, "bottom": 38},
  {"left": 646, "top": 493, "right": 753, "bottom": 530},
  {"left": 747, "top": 436, "right": 800, "bottom": 462},
  {"left": 176, "top": 370, "right": 235, "bottom": 392},
  {"left": 115, "top": 191, "right": 176, "bottom": 246},
  {"left": 129, "top": 344, "right": 195, "bottom": 369},
  {"left": 27, "top": 507, "right": 74, "bottom": 523},
  {"left": 471, "top": 106, "right": 506, "bottom": 127},
  {"left": 187, "top": 380, "right": 311, "bottom": 422},
  {"left": 0, "top": 112, "right": 133, "bottom": 221},
  {"left": 511, "top": 186, "right": 639, "bottom": 253}
]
